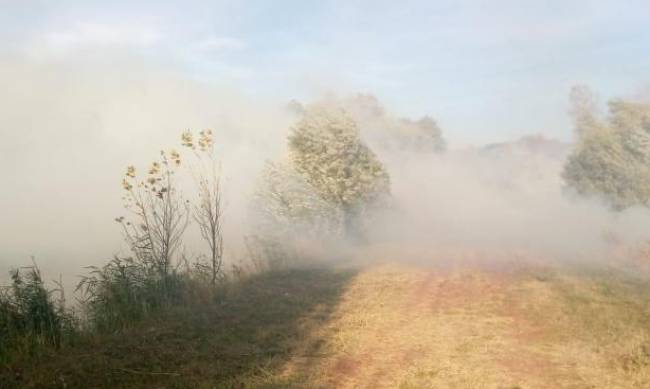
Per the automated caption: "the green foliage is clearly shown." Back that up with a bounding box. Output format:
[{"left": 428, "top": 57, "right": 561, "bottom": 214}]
[
  {"left": 251, "top": 106, "right": 391, "bottom": 250},
  {"left": 247, "top": 161, "right": 339, "bottom": 268},
  {"left": 77, "top": 256, "right": 190, "bottom": 331},
  {"left": 289, "top": 107, "right": 390, "bottom": 208},
  {"left": 252, "top": 160, "right": 341, "bottom": 238},
  {"left": 334, "top": 93, "right": 447, "bottom": 153},
  {"left": 244, "top": 234, "right": 295, "bottom": 271},
  {"left": 396, "top": 116, "right": 446, "bottom": 153},
  {"left": 0, "top": 264, "right": 75, "bottom": 363},
  {"left": 563, "top": 94, "right": 650, "bottom": 210},
  {"left": 288, "top": 106, "right": 390, "bottom": 238},
  {"left": 75, "top": 130, "right": 226, "bottom": 333}
]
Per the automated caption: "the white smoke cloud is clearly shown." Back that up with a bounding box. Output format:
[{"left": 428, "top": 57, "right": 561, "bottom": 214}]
[
  {"left": 0, "top": 54, "right": 292, "bottom": 290},
  {"left": 1, "top": 50, "right": 650, "bottom": 295}
]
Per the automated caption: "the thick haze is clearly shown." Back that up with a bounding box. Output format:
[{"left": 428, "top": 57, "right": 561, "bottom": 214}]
[
  {"left": 0, "top": 58, "right": 293, "bottom": 286},
  {"left": 2, "top": 1, "right": 650, "bottom": 287}
]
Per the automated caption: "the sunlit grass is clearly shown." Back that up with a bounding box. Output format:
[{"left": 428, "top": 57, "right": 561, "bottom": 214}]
[{"left": 3, "top": 261, "right": 650, "bottom": 388}]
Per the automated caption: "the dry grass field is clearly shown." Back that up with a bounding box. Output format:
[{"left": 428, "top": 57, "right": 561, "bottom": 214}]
[{"left": 3, "top": 256, "right": 650, "bottom": 388}]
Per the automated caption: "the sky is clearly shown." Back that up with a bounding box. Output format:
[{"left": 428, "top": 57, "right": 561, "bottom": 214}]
[{"left": 1, "top": 0, "right": 649, "bottom": 143}]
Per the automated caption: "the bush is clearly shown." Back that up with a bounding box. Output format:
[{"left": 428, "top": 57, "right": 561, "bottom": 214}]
[
  {"left": 0, "top": 264, "right": 75, "bottom": 363},
  {"left": 77, "top": 256, "right": 191, "bottom": 331}
]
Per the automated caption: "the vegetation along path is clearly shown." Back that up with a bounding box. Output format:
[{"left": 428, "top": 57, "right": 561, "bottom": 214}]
[{"left": 3, "top": 260, "right": 650, "bottom": 388}]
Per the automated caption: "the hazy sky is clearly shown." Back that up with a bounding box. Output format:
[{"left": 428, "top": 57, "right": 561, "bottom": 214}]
[{"left": 2, "top": 0, "right": 649, "bottom": 143}]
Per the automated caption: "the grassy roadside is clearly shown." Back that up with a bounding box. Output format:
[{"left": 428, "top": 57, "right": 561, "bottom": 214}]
[
  {"left": 3, "top": 261, "right": 650, "bottom": 388},
  {"left": 0, "top": 267, "right": 357, "bottom": 388}
]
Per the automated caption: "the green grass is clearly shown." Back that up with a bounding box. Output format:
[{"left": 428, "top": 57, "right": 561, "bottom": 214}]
[{"left": 0, "top": 265, "right": 76, "bottom": 366}]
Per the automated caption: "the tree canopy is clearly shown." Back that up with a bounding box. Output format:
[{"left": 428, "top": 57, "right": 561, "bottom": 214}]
[
  {"left": 563, "top": 86, "right": 650, "bottom": 210},
  {"left": 288, "top": 106, "right": 390, "bottom": 227}
]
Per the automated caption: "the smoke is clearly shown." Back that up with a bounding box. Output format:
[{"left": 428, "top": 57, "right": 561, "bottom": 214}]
[
  {"left": 0, "top": 54, "right": 293, "bottom": 287},
  {"left": 255, "top": 94, "right": 650, "bottom": 267},
  {"left": 2, "top": 51, "right": 650, "bottom": 293},
  {"left": 371, "top": 142, "right": 650, "bottom": 262},
  {"left": 339, "top": 98, "right": 650, "bottom": 264}
]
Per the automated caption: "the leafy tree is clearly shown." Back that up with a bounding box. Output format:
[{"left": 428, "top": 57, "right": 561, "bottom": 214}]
[
  {"left": 563, "top": 86, "right": 650, "bottom": 210},
  {"left": 248, "top": 159, "right": 342, "bottom": 269},
  {"left": 568, "top": 84, "right": 601, "bottom": 137},
  {"left": 289, "top": 94, "right": 447, "bottom": 154},
  {"left": 396, "top": 116, "right": 446, "bottom": 152},
  {"left": 341, "top": 94, "right": 447, "bottom": 153},
  {"left": 288, "top": 106, "right": 390, "bottom": 238},
  {"left": 252, "top": 160, "right": 340, "bottom": 237}
]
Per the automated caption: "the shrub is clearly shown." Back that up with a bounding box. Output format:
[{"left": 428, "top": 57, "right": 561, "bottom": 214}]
[
  {"left": 181, "top": 130, "right": 225, "bottom": 286},
  {"left": 116, "top": 150, "right": 190, "bottom": 281},
  {"left": 77, "top": 256, "right": 190, "bottom": 331},
  {"left": 0, "top": 263, "right": 75, "bottom": 362}
]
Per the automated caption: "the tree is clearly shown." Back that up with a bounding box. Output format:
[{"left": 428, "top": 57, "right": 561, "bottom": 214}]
[
  {"left": 288, "top": 106, "right": 390, "bottom": 239},
  {"left": 116, "top": 150, "right": 189, "bottom": 280},
  {"left": 397, "top": 116, "right": 446, "bottom": 152},
  {"left": 569, "top": 84, "right": 600, "bottom": 138},
  {"left": 181, "top": 130, "right": 224, "bottom": 286},
  {"left": 342, "top": 93, "right": 446, "bottom": 153},
  {"left": 252, "top": 160, "right": 340, "bottom": 237},
  {"left": 563, "top": 90, "right": 650, "bottom": 210},
  {"left": 246, "top": 160, "right": 341, "bottom": 269}
]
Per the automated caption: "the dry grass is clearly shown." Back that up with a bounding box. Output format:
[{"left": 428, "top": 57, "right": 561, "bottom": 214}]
[
  {"left": 3, "top": 259, "right": 650, "bottom": 388},
  {"left": 279, "top": 261, "right": 650, "bottom": 388},
  {"left": 0, "top": 267, "right": 357, "bottom": 388}
]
